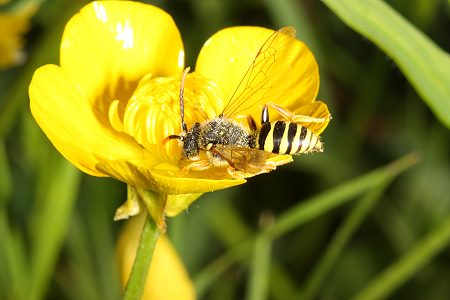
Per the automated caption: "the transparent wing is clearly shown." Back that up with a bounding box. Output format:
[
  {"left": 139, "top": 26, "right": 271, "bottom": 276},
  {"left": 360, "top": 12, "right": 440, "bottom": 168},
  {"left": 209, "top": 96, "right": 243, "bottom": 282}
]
[
  {"left": 211, "top": 145, "right": 280, "bottom": 175},
  {"left": 221, "top": 27, "right": 297, "bottom": 119}
]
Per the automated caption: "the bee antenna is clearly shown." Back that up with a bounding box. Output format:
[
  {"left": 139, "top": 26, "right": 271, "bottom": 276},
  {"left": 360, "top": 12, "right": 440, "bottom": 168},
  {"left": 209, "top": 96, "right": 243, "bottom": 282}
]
[
  {"left": 163, "top": 134, "right": 184, "bottom": 146},
  {"left": 179, "top": 67, "right": 190, "bottom": 133}
]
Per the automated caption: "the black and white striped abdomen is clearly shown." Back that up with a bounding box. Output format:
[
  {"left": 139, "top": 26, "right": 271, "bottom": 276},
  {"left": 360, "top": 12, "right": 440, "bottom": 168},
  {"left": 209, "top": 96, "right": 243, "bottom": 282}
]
[{"left": 257, "top": 121, "right": 323, "bottom": 154}]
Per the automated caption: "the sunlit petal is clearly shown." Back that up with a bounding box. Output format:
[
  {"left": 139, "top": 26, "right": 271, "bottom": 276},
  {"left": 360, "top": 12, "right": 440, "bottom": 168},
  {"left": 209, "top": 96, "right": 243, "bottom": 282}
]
[
  {"left": 96, "top": 159, "right": 246, "bottom": 194},
  {"left": 29, "top": 65, "right": 148, "bottom": 176},
  {"left": 294, "top": 101, "right": 331, "bottom": 135},
  {"left": 196, "top": 26, "right": 320, "bottom": 124},
  {"left": 29, "top": 0, "right": 330, "bottom": 215},
  {"left": 60, "top": 1, "right": 184, "bottom": 115}
]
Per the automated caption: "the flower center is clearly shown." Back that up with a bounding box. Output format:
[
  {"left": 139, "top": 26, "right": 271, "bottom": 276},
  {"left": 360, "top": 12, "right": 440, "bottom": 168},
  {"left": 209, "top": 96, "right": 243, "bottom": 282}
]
[{"left": 108, "top": 72, "right": 224, "bottom": 161}]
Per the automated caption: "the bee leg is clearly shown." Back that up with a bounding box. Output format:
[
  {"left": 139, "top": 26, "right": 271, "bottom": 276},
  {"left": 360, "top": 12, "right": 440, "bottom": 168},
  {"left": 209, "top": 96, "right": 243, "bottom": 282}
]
[
  {"left": 264, "top": 103, "right": 328, "bottom": 124},
  {"left": 227, "top": 161, "right": 280, "bottom": 179},
  {"left": 246, "top": 115, "right": 257, "bottom": 131},
  {"left": 234, "top": 115, "right": 257, "bottom": 131},
  {"left": 180, "top": 159, "right": 211, "bottom": 174},
  {"left": 226, "top": 167, "right": 246, "bottom": 179}
]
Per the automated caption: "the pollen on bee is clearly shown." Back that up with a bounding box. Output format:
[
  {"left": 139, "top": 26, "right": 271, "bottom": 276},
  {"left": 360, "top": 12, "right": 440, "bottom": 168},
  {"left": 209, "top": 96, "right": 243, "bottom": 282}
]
[{"left": 108, "top": 72, "right": 224, "bottom": 162}]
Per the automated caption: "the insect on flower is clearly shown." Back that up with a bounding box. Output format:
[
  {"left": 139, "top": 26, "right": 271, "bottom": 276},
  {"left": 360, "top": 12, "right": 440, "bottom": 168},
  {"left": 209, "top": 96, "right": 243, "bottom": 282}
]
[{"left": 165, "top": 27, "right": 329, "bottom": 179}]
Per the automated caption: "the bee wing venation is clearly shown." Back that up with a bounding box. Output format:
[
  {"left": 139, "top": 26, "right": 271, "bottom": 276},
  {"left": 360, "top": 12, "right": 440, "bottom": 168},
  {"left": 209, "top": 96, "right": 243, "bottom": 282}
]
[
  {"left": 212, "top": 145, "right": 279, "bottom": 173},
  {"left": 221, "top": 26, "right": 297, "bottom": 119}
]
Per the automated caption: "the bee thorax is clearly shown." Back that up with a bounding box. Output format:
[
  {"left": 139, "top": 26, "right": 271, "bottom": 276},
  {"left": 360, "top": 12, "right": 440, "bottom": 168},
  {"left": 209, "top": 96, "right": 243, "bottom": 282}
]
[{"left": 200, "top": 118, "right": 251, "bottom": 148}]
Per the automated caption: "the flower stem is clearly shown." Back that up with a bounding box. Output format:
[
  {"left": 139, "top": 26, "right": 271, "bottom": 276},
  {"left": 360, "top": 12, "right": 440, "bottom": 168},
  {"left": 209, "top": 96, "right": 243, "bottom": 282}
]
[{"left": 123, "top": 214, "right": 160, "bottom": 300}]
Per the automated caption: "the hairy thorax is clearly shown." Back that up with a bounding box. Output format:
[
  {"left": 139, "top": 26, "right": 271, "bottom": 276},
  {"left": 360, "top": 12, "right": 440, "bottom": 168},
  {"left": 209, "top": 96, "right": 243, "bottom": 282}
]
[{"left": 200, "top": 118, "right": 253, "bottom": 149}]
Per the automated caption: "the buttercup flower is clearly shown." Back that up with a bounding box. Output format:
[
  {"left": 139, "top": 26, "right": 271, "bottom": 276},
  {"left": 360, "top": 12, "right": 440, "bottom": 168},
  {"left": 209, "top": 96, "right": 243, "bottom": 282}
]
[
  {"left": 0, "top": 1, "right": 37, "bottom": 68},
  {"left": 117, "top": 214, "right": 195, "bottom": 300},
  {"left": 29, "top": 1, "right": 330, "bottom": 223}
]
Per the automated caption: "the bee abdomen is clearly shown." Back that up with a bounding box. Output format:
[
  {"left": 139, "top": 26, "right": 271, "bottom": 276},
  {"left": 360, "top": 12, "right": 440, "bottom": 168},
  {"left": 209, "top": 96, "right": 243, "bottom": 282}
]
[{"left": 257, "top": 121, "right": 323, "bottom": 154}]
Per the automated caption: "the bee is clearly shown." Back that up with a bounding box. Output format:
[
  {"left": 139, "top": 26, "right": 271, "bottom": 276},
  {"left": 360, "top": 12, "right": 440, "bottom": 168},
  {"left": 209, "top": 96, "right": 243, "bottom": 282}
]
[{"left": 165, "top": 27, "right": 328, "bottom": 178}]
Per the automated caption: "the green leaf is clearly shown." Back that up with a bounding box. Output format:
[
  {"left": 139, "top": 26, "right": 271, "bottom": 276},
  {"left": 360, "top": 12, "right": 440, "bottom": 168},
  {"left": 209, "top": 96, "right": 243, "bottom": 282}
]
[{"left": 321, "top": 0, "right": 450, "bottom": 129}]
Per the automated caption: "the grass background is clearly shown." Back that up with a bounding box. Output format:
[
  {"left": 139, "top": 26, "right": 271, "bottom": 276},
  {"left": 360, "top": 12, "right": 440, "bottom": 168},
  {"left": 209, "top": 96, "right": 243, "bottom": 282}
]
[{"left": 1, "top": 0, "right": 450, "bottom": 299}]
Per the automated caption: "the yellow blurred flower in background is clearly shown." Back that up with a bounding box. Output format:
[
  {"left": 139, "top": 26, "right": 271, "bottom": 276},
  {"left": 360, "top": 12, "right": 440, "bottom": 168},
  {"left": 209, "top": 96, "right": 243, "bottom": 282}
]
[
  {"left": 0, "top": 0, "right": 37, "bottom": 68},
  {"left": 117, "top": 214, "right": 196, "bottom": 300}
]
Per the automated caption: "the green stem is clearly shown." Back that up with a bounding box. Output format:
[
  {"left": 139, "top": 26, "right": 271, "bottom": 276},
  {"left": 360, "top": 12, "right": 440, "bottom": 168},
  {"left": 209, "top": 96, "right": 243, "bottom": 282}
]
[{"left": 123, "top": 215, "right": 160, "bottom": 300}]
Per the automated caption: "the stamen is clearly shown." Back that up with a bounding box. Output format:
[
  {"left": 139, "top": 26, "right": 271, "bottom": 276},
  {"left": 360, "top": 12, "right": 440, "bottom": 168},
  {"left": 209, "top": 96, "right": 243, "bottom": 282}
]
[
  {"left": 108, "top": 99, "right": 124, "bottom": 132},
  {"left": 112, "top": 72, "right": 224, "bottom": 159}
]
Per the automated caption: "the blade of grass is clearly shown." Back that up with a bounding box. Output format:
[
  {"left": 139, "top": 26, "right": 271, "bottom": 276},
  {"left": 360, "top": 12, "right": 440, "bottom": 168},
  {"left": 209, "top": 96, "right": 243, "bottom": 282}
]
[
  {"left": 195, "top": 153, "right": 419, "bottom": 296},
  {"left": 195, "top": 239, "right": 254, "bottom": 298},
  {"left": 0, "top": 141, "right": 12, "bottom": 203},
  {"left": 269, "top": 263, "right": 298, "bottom": 300},
  {"left": 300, "top": 179, "right": 391, "bottom": 300},
  {"left": 351, "top": 213, "right": 450, "bottom": 300},
  {"left": 246, "top": 215, "right": 274, "bottom": 300},
  {"left": 268, "top": 153, "right": 419, "bottom": 238},
  {"left": 205, "top": 193, "right": 253, "bottom": 246},
  {"left": 28, "top": 157, "right": 81, "bottom": 300},
  {"left": 0, "top": 211, "right": 28, "bottom": 300},
  {"left": 321, "top": 0, "right": 450, "bottom": 128},
  {"left": 84, "top": 178, "right": 122, "bottom": 300},
  {"left": 62, "top": 214, "right": 103, "bottom": 300},
  {"left": 204, "top": 195, "right": 299, "bottom": 300}
]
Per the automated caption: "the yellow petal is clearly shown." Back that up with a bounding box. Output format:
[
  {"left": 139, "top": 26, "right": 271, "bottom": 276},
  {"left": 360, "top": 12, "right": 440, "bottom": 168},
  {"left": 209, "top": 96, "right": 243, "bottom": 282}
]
[
  {"left": 117, "top": 214, "right": 196, "bottom": 300},
  {"left": 294, "top": 101, "right": 331, "bottom": 135},
  {"left": 29, "top": 64, "right": 148, "bottom": 176},
  {"left": 60, "top": 1, "right": 184, "bottom": 108},
  {"left": 196, "top": 26, "right": 319, "bottom": 124},
  {"left": 96, "top": 159, "right": 246, "bottom": 195},
  {"left": 165, "top": 193, "right": 203, "bottom": 217}
]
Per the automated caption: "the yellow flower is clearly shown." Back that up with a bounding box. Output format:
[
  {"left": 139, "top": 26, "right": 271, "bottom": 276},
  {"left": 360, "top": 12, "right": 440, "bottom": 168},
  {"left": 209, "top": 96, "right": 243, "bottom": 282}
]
[
  {"left": 29, "top": 1, "right": 330, "bottom": 220},
  {"left": 117, "top": 214, "right": 195, "bottom": 300},
  {"left": 0, "top": 1, "right": 37, "bottom": 68}
]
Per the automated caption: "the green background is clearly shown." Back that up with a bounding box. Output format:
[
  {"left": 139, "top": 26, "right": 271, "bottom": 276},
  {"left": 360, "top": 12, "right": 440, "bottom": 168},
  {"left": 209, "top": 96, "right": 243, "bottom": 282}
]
[{"left": 1, "top": 0, "right": 449, "bottom": 299}]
